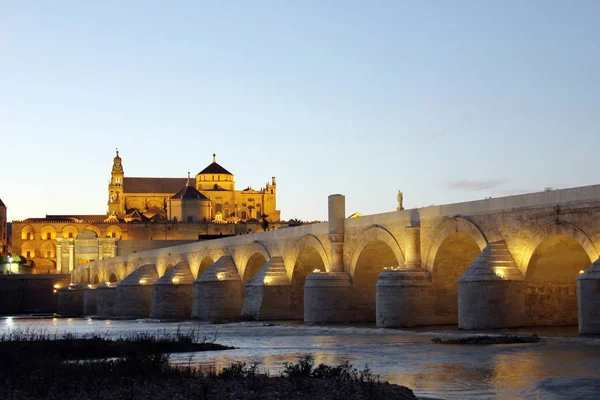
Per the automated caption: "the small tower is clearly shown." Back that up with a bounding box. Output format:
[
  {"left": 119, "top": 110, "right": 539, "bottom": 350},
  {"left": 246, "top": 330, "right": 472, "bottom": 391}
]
[{"left": 108, "top": 149, "right": 124, "bottom": 215}]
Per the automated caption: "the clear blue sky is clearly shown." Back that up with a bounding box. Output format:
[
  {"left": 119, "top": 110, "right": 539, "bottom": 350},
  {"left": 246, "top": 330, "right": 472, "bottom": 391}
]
[{"left": 1, "top": 1, "right": 599, "bottom": 221}]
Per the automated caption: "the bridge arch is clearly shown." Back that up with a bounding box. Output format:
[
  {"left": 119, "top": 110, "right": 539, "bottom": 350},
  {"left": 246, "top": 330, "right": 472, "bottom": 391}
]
[
  {"left": 348, "top": 225, "right": 405, "bottom": 322},
  {"left": 289, "top": 234, "right": 330, "bottom": 318},
  {"left": 520, "top": 222, "right": 598, "bottom": 275},
  {"left": 424, "top": 217, "right": 488, "bottom": 272},
  {"left": 521, "top": 222, "right": 598, "bottom": 326},
  {"left": 425, "top": 217, "right": 488, "bottom": 324},
  {"left": 348, "top": 225, "right": 405, "bottom": 278},
  {"left": 240, "top": 242, "right": 271, "bottom": 283}
]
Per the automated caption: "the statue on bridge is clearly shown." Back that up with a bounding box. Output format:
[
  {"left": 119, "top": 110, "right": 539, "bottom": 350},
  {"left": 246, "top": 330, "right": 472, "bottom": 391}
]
[{"left": 397, "top": 191, "right": 404, "bottom": 211}]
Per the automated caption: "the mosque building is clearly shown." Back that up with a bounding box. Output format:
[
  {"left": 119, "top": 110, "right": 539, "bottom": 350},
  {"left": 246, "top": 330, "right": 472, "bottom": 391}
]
[
  {"left": 107, "top": 151, "right": 279, "bottom": 223},
  {"left": 10, "top": 151, "right": 282, "bottom": 274}
]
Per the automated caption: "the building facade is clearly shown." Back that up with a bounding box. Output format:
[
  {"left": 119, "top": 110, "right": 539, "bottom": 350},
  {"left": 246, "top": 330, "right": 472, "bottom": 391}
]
[
  {"left": 10, "top": 151, "right": 284, "bottom": 274},
  {"left": 108, "top": 151, "right": 280, "bottom": 222}
]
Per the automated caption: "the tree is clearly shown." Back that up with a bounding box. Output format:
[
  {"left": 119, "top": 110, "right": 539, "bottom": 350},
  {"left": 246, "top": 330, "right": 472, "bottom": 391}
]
[
  {"left": 260, "top": 214, "right": 270, "bottom": 232},
  {"left": 287, "top": 219, "right": 303, "bottom": 227}
]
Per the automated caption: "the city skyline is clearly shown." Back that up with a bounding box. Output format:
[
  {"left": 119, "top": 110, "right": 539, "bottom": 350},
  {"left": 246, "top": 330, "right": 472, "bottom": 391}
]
[{"left": 2, "top": 1, "right": 599, "bottom": 221}]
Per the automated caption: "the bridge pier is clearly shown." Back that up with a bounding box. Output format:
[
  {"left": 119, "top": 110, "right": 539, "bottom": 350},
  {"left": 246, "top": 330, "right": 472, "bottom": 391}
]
[
  {"left": 458, "top": 241, "right": 525, "bottom": 329},
  {"left": 96, "top": 283, "right": 118, "bottom": 318},
  {"left": 304, "top": 194, "right": 355, "bottom": 323},
  {"left": 376, "top": 268, "right": 432, "bottom": 327},
  {"left": 577, "top": 258, "right": 600, "bottom": 334},
  {"left": 150, "top": 261, "right": 194, "bottom": 319},
  {"left": 304, "top": 272, "right": 354, "bottom": 323},
  {"left": 57, "top": 283, "right": 86, "bottom": 317},
  {"left": 192, "top": 256, "right": 243, "bottom": 322},
  {"left": 241, "top": 256, "right": 292, "bottom": 320},
  {"left": 83, "top": 285, "right": 98, "bottom": 316},
  {"left": 113, "top": 264, "right": 158, "bottom": 318}
]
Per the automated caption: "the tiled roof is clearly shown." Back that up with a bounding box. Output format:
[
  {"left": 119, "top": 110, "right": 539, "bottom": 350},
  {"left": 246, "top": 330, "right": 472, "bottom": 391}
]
[
  {"left": 171, "top": 186, "right": 209, "bottom": 200},
  {"left": 43, "top": 215, "right": 108, "bottom": 222},
  {"left": 0, "top": 198, "right": 5, "bottom": 207},
  {"left": 197, "top": 162, "right": 233, "bottom": 175},
  {"left": 123, "top": 177, "right": 187, "bottom": 194}
]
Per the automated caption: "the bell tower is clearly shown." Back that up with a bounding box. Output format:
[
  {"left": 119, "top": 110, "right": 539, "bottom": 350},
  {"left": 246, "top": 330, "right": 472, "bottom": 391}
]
[{"left": 108, "top": 149, "right": 124, "bottom": 215}]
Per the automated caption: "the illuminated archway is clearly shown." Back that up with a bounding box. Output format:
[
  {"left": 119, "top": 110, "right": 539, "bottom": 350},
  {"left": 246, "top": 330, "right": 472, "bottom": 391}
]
[
  {"left": 243, "top": 253, "right": 268, "bottom": 283},
  {"left": 84, "top": 225, "right": 101, "bottom": 237},
  {"left": 198, "top": 256, "right": 214, "bottom": 277},
  {"left": 108, "top": 273, "right": 118, "bottom": 283},
  {"left": 424, "top": 218, "right": 488, "bottom": 272},
  {"left": 290, "top": 237, "right": 328, "bottom": 318},
  {"left": 352, "top": 239, "right": 401, "bottom": 322},
  {"left": 40, "top": 225, "right": 57, "bottom": 240},
  {"left": 62, "top": 225, "right": 79, "bottom": 239},
  {"left": 525, "top": 234, "right": 591, "bottom": 326},
  {"left": 40, "top": 241, "right": 56, "bottom": 259},
  {"left": 431, "top": 231, "right": 482, "bottom": 324},
  {"left": 21, "top": 242, "right": 36, "bottom": 259},
  {"left": 349, "top": 226, "right": 404, "bottom": 278},
  {"left": 105, "top": 225, "right": 122, "bottom": 239},
  {"left": 21, "top": 225, "right": 35, "bottom": 240}
]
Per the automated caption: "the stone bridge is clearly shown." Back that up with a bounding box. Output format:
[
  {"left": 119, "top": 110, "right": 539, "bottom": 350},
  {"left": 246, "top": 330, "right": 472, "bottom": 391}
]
[{"left": 62, "top": 185, "right": 600, "bottom": 333}]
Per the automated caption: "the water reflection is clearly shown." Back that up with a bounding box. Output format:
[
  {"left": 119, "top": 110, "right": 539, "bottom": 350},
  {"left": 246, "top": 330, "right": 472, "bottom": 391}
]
[{"left": 1, "top": 317, "right": 599, "bottom": 399}]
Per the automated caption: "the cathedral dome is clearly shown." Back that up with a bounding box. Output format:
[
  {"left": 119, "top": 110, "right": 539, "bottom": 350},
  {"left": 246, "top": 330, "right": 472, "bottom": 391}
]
[{"left": 197, "top": 154, "right": 233, "bottom": 176}]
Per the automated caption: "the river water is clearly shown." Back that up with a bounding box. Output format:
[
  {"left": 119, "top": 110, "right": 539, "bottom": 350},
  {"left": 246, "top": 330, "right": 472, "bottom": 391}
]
[{"left": 2, "top": 317, "right": 599, "bottom": 399}]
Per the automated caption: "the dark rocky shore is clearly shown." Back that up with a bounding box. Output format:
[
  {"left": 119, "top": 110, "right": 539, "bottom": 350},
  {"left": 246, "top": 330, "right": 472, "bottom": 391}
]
[
  {"left": 0, "top": 330, "right": 415, "bottom": 399},
  {"left": 432, "top": 333, "right": 541, "bottom": 345}
]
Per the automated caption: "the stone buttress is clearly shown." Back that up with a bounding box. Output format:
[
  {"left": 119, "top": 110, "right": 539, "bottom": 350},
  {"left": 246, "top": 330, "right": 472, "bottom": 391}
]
[
  {"left": 96, "top": 282, "right": 118, "bottom": 318},
  {"left": 150, "top": 261, "right": 194, "bottom": 319},
  {"left": 241, "top": 256, "right": 292, "bottom": 320},
  {"left": 112, "top": 264, "right": 158, "bottom": 318},
  {"left": 577, "top": 258, "right": 600, "bottom": 334},
  {"left": 83, "top": 284, "right": 98, "bottom": 316},
  {"left": 57, "top": 283, "right": 87, "bottom": 317},
  {"left": 191, "top": 255, "right": 243, "bottom": 321},
  {"left": 458, "top": 241, "right": 525, "bottom": 329}
]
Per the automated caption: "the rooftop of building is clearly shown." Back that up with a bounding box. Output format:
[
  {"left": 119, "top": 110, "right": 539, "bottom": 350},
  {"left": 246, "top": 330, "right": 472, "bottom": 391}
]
[{"left": 197, "top": 154, "right": 233, "bottom": 176}]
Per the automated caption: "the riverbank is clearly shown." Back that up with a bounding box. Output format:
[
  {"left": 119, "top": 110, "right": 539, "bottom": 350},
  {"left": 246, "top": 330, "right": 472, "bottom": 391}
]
[
  {"left": 0, "top": 329, "right": 416, "bottom": 399},
  {"left": 3, "top": 319, "right": 599, "bottom": 399}
]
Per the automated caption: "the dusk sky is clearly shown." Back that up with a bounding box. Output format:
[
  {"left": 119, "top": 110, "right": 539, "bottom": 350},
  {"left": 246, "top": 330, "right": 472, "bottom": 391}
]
[{"left": 2, "top": 1, "right": 599, "bottom": 222}]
